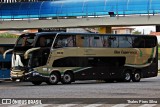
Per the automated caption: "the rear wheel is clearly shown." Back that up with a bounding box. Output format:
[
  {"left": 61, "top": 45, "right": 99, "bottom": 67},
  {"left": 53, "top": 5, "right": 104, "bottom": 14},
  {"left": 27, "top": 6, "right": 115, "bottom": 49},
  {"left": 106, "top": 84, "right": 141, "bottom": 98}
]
[
  {"left": 31, "top": 81, "right": 42, "bottom": 85},
  {"left": 123, "top": 71, "right": 131, "bottom": 82},
  {"left": 61, "top": 72, "right": 73, "bottom": 84},
  {"left": 48, "top": 72, "right": 60, "bottom": 85},
  {"left": 132, "top": 72, "right": 141, "bottom": 82}
]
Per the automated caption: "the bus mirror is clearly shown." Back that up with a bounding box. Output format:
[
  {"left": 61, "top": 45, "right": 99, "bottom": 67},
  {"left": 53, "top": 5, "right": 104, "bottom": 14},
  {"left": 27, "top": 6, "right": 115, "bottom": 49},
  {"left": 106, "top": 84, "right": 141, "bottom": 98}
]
[
  {"left": 3, "top": 49, "right": 13, "bottom": 59},
  {"left": 24, "top": 47, "right": 40, "bottom": 59}
]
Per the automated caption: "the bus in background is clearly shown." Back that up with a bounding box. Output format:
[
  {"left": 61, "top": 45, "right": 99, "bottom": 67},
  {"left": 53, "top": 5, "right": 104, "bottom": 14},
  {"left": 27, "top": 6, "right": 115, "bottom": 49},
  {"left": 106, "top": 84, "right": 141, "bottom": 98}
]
[
  {"left": 3, "top": 33, "right": 57, "bottom": 81},
  {"left": 24, "top": 32, "right": 158, "bottom": 85},
  {"left": 0, "top": 44, "right": 14, "bottom": 80}
]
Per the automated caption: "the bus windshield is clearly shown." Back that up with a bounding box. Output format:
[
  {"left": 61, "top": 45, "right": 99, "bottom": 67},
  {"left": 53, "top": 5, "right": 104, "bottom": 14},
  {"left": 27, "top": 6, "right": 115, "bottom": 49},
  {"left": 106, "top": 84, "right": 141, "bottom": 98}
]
[{"left": 16, "top": 34, "right": 36, "bottom": 47}]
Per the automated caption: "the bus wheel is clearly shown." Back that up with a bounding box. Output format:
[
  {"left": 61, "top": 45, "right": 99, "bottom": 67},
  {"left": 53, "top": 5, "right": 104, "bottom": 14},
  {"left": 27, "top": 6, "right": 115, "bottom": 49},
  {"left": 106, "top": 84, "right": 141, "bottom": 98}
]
[
  {"left": 49, "top": 72, "right": 60, "bottom": 85},
  {"left": 11, "top": 78, "right": 17, "bottom": 82},
  {"left": 123, "top": 71, "right": 131, "bottom": 82},
  {"left": 61, "top": 72, "right": 73, "bottom": 84},
  {"left": 132, "top": 72, "right": 141, "bottom": 82},
  {"left": 31, "top": 81, "right": 42, "bottom": 85}
]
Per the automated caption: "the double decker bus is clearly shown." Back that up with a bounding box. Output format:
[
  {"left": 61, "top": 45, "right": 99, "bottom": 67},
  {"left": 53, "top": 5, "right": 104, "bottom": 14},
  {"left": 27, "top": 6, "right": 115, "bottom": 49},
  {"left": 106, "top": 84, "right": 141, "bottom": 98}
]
[
  {"left": 3, "top": 33, "right": 56, "bottom": 81},
  {"left": 23, "top": 32, "right": 158, "bottom": 85},
  {"left": 0, "top": 44, "right": 14, "bottom": 80}
]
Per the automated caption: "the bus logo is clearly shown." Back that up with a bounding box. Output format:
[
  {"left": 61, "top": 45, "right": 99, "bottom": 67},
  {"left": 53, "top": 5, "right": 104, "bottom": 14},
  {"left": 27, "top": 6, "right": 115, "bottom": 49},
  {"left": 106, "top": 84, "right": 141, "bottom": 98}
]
[{"left": 2, "top": 99, "right": 11, "bottom": 104}]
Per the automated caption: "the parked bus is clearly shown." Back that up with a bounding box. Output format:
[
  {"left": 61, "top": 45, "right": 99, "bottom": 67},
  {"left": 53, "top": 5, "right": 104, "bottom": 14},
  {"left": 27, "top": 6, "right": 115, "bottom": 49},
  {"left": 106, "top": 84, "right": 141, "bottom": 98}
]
[
  {"left": 23, "top": 32, "right": 158, "bottom": 85},
  {"left": 0, "top": 44, "right": 14, "bottom": 80},
  {"left": 3, "top": 33, "right": 56, "bottom": 81}
]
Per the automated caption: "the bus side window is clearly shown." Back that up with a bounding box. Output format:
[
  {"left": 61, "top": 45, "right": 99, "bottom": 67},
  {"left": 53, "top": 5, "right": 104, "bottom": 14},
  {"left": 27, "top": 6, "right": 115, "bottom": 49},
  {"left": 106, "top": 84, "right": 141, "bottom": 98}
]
[
  {"left": 90, "top": 36, "right": 103, "bottom": 47},
  {"left": 76, "top": 35, "right": 89, "bottom": 47},
  {"left": 132, "top": 37, "right": 145, "bottom": 48},
  {"left": 53, "top": 35, "right": 75, "bottom": 48},
  {"left": 119, "top": 36, "right": 132, "bottom": 48},
  {"left": 104, "top": 36, "right": 118, "bottom": 48}
]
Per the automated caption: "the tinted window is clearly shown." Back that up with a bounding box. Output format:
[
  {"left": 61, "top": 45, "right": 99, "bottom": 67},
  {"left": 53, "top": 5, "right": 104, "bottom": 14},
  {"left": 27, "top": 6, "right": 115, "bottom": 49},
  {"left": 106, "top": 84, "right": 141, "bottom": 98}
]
[
  {"left": 53, "top": 35, "right": 76, "bottom": 48},
  {"left": 144, "top": 37, "right": 157, "bottom": 48},
  {"left": 119, "top": 36, "right": 133, "bottom": 48},
  {"left": 90, "top": 36, "right": 103, "bottom": 47},
  {"left": 36, "top": 35, "right": 55, "bottom": 47},
  {"left": 52, "top": 57, "right": 125, "bottom": 67},
  {"left": 105, "top": 36, "right": 118, "bottom": 48},
  {"left": 78, "top": 36, "right": 90, "bottom": 47},
  {"left": 16, "top": 35, "right": 35, "bottom": 47}
]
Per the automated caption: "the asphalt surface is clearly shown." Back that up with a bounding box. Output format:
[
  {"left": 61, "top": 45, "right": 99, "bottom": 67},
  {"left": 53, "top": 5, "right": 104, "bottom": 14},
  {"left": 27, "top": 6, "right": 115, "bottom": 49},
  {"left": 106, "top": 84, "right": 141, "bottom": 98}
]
[
  {"left": 0, "top": 76, "right": 160, "bottom": 99},
  {"left": 0, "top": 76, "right": 160, "bottom": 107}
]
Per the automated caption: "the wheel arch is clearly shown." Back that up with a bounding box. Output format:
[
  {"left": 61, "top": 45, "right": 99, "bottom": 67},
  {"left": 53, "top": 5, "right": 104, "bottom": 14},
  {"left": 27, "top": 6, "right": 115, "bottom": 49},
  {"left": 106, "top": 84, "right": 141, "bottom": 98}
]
[
  {"left": 133, "top": 69, "right": 142, "bottom": 77},
  {"left": 50, "top": 70, "right": 61, "bottom": 78}
]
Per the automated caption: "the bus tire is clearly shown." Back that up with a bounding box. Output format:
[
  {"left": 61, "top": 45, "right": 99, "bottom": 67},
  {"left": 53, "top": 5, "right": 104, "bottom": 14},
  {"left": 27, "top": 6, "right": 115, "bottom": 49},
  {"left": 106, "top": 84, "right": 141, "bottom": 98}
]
[
  {"left": 31, "top": 81, "right": 42, "bottom": 85},
  {"left": 132, "top": 71, "right": 141, "bottom": 82},
  {"left": 123, "top": 70, "right": 131, "bottom": 82},
  {"left": 11, "top": 78, "right": 17, "bottom": 82},
  {"left": 48, "top": 72, "right": 60, "bottom": 85},
  {"left": 61, "top": 72, "right": 73, "bottom": 84}
]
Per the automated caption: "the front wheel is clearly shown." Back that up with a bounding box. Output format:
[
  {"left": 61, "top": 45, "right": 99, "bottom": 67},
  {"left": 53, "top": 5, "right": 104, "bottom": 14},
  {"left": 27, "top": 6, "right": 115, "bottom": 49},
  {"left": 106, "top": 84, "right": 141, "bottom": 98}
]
[
  {"left": 132, "top": 72, "right": 141, "bottom": 82},
  {"left": 48, "top": 73, "right": 60, "bottom": 85},
  {"left": 11, "top": 78, "right": 17, "bottom": 82},
  {"left": 31, "top": 81, "right": 42, "bottom": 85},
  {"left": 61, "top": 72, "right": 73, "bottom": 84}
]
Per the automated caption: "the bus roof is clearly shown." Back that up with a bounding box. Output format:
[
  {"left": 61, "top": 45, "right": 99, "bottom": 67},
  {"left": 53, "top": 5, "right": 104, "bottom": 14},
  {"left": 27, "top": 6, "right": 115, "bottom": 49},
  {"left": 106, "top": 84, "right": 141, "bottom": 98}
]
[
  {"left": 34, "top": 32, "right": 156, "bottom": 38},
  {"left": 19, "top": 32, "right": 156, "bottom": 39}
]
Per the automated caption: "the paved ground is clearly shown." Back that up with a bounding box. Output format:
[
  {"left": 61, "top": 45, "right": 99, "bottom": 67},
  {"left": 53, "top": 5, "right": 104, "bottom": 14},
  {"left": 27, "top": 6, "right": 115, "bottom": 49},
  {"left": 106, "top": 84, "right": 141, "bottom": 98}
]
[
  {"left": 0, "top": 76, "right": 160, "bottom": 107},
  {"left": 1, "top": 76, "right": 160, "bottom": 98}
]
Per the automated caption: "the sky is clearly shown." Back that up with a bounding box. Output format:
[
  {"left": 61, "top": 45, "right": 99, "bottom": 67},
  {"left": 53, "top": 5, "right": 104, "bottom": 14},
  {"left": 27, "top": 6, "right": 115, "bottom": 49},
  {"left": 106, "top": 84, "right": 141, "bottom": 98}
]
[{"left": 131, "top": 26, "right": 156, "bottom": 34}]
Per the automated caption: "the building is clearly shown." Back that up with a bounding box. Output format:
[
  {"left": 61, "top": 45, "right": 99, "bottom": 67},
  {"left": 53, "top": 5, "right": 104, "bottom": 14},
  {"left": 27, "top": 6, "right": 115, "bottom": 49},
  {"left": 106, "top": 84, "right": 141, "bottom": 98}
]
[
  {"left": 112, "top": 27, "right": 135, "bottom": 34},
  {"left": 150, "top": 32, "right": 160, "bottom": 43}
]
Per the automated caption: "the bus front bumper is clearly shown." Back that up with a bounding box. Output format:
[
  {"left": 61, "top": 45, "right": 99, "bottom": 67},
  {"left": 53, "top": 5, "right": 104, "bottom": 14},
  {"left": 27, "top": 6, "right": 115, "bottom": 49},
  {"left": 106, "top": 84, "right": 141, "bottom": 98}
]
[
  {"left": 24, "top": 71, "right": 48, "bottom": 82},
  {"left": 11, "top": 70, "right": 25, "bottom": 80}
]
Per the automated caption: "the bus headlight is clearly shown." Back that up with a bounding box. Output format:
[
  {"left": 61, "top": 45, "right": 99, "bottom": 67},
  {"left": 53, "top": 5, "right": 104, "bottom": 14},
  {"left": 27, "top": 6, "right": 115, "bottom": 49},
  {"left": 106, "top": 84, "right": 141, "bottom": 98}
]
[{"left": 32, "top": 72, "right": 40, "bottom": 76}]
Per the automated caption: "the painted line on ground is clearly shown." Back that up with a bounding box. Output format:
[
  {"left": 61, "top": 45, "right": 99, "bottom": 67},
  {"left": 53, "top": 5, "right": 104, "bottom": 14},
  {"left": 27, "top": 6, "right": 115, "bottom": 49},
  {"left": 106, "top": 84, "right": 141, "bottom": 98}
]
[
  {"left": 56, "top": 102, "right": 82, "bottom": 107},
  {"left": 139, "top": 104, "right": 157, "bottom": 107},
  {"left": 83, "top": 103, "right": 104, "bottom": 107},
  {"left": 7, "top": 104, "right": 28, "bottom": 107},
  {"left": 30, "top": 104, "right": 53, "bottom": 107},
  {"left": 112, "top": 104, "right": 130, "bottom": 107}
]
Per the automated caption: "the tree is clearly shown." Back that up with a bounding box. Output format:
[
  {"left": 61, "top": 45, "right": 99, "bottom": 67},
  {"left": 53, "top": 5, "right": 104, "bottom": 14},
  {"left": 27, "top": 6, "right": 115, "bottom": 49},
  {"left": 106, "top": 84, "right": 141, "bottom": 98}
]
[{"left": 132, "top": 30, "right": 142, "bottom": 35}]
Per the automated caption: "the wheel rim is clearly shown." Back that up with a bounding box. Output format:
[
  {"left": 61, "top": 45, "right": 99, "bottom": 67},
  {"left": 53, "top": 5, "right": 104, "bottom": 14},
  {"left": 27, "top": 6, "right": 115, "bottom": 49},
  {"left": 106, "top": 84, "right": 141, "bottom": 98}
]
[
  {"left": 125, "top": 73, "right": 131, "bottom": 81},
  {"left": 134, "top": 73, "right": 140, "bottom": 80},
  {"left": 50, "top": 74, "right": 57, "bottom": 83},
  {"left": 64, "top": 74, "right": 71, "bottom": 83}
]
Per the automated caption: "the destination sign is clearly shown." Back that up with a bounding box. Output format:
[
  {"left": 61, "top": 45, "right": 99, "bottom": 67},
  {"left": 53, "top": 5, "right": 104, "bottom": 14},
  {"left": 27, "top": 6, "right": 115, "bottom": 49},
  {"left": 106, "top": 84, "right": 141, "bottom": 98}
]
[{"left": 38, "top": 28, "right": 66, "bottom": 32}]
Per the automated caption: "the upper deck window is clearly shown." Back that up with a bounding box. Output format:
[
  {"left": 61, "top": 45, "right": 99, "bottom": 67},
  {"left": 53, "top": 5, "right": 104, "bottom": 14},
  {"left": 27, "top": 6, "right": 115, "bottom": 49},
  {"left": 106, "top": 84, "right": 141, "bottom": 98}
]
[
  {"left": 16, "top": 35, "right": 35, "bottom": 47},
  {"left": 53, "top": 35, "right": 76, "bottom": 48}
]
